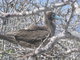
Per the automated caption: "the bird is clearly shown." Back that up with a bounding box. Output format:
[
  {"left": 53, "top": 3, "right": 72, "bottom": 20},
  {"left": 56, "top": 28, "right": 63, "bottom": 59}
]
[{"left": 0, "top": 11, "right": 63, "bottom": 48}]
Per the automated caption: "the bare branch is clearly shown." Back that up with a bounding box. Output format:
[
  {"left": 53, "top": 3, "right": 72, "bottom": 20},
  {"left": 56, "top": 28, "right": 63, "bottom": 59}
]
[
  {"left": 59, "top": 48, "right": 80, "bottom": 56},
  {"left": 64, "top": 1, "right": 75, "bottom": 31},
  {"left": 23, "top": 31, "right": 80, "bottom": 57},
  {"left": 0, "top": 2, "right": 69, "bottom": 18}
]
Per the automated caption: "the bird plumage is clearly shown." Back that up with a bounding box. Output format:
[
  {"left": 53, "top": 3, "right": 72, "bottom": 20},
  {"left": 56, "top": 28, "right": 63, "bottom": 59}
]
[{"left": 0, "top": 11, "right": 62, "bottom": 48}]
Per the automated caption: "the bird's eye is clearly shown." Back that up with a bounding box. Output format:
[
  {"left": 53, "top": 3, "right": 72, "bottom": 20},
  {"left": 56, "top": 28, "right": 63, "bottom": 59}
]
[{"left": 51, "top": 13, "right": 55, "bottom": 19}]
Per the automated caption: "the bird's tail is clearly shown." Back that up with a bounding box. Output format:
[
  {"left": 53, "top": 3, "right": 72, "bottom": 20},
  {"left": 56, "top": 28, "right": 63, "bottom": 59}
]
[{"left": 0, "top": 34, "right": 18, "bottom": 44}]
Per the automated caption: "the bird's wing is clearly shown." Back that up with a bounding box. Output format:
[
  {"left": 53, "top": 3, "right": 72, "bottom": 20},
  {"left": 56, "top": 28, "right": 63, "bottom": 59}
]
[{"left": 7, "top": 29, "right": 49, "bottom": 44}]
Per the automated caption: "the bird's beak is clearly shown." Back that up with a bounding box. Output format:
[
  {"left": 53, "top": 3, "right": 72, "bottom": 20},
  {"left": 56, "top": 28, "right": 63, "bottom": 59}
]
[{"left": 54, "top": 15, "right": 63, "bottom": 20}]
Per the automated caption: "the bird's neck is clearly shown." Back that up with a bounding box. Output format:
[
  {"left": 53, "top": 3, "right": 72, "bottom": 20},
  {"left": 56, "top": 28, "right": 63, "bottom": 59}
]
[{"left": 44, "top": 18, "right": 56, "bottom": 36}]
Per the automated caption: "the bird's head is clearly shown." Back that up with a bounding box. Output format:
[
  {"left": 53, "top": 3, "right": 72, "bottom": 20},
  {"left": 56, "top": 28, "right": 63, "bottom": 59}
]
[{"left": 46, "top": 11, "right": 63, "bottom": 22}]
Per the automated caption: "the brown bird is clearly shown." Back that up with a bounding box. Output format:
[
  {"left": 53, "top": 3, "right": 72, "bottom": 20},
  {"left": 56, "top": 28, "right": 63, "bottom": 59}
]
[{"left": 0, "top": 11, "right": 62, "bottom": 48}]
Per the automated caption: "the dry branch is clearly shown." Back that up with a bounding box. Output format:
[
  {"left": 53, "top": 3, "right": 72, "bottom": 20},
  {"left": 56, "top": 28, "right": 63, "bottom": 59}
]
[
  {"left": 23, "top": 31, "right": 80, "bottom": 57},
  {"left": 0, "top": 2, "right": 69, "bottom": 19}
]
